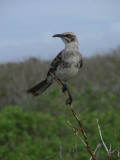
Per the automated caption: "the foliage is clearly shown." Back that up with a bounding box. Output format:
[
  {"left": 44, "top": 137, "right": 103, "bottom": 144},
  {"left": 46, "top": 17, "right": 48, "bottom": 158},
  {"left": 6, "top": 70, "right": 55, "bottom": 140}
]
[{"left": 0, "top": 106, "right": 119, "bottom": 160}]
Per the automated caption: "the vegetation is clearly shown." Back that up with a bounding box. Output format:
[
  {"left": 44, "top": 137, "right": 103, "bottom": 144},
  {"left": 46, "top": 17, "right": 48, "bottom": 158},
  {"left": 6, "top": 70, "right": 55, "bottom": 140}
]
[
  {"left": 0, "top": 47, "right": 120, "bottom": 159},
  {"left": 0, "top": 106, "right": 120, "bottom": 160}
]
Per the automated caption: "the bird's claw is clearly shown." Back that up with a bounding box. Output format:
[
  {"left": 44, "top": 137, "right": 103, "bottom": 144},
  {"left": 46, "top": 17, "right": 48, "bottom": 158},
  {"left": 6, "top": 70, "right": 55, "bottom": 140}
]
[
  {"left": 62, "top": 85, "right": 68, "bottom": 93},
  {"left": 62, "top": 84, "right": 72, "bottom": 105},
  {"left": 66, "top": 96, "right": 72, "bottom": 105}
]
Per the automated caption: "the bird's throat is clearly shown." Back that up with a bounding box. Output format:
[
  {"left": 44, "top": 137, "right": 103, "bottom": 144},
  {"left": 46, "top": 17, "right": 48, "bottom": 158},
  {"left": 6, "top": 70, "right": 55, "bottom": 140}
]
[{"left": 65, "top": 42, "right": 78, "bottom": 52}]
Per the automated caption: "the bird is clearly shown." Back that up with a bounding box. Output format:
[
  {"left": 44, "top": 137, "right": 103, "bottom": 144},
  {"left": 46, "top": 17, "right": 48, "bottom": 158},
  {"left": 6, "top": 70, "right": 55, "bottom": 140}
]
[{"left": 26, "top": 32, "right": 83, "bottom": 105}]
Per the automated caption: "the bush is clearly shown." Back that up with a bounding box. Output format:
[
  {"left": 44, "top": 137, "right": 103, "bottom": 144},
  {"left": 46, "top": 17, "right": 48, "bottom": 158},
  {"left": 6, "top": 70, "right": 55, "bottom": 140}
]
[{"left": 0, "top": 106, "right": 119, "bottom": 159}]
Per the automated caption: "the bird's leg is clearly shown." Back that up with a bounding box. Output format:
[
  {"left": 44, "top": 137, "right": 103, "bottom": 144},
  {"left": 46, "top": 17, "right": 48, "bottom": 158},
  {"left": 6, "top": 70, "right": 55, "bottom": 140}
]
[
  {"left": 49, "top": 73, "right": 72, "bottom": 105},
  {"left": 62, "top": 84, "right": 72, "bottom": 105},
  {"left": 62, "top": 84, "right": 68, "bottom": 93}
]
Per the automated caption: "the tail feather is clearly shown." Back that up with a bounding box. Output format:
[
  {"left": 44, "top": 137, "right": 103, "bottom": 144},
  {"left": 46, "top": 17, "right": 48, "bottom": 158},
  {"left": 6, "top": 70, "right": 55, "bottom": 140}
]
[{"left": 26, "top": 79, "right": 52, "bottom": 96}]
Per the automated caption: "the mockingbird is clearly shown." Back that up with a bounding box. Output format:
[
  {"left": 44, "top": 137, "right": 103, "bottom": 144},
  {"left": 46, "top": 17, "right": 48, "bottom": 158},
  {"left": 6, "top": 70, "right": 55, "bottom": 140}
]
[{"left": 26, "top": 32, "right": 83, "bottom": 105}]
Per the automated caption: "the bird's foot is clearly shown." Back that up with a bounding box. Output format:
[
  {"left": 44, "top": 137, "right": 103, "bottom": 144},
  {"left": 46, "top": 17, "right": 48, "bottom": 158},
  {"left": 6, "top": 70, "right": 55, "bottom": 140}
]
[
  {"left": 66, "top": 96, "right": 72, "bottom": 105},
  {"left": 62, "top": 84, "right": 72, "bottom": 105},
  {"left": 62, "top": 84, "right": 68, "bottom": 93}
]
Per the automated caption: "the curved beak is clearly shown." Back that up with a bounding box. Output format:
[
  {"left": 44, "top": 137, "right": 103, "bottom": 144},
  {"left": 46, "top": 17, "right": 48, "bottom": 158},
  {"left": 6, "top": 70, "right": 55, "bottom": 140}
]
[{"left": 52, "top": 34, "right": 64, "bottom": 38}]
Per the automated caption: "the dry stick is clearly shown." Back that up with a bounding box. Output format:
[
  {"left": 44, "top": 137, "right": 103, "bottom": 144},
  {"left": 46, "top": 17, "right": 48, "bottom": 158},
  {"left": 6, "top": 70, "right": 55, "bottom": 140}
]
[
  {"left": 73, "top": 132, "right": 77, "bottom": 153},
  {"left": 96, "top": 119, "right": 109, "bottom": 153},
  {"left": 57, "top": 106, "right": 87, "bottom": 147},
  {"left": 89, "top": 144, "right": 101, "bottom": 160},
  {"left": 70, "top": 104, "right": 96, "bottom": 160},
  {"left": 96, "top": 119, "right": 116, "bottom": 160},
  {"left": 59, "top": 143, "right": 63, "bottom": 160},
  {"left": 50, "top": 72, "right": 96, "bottom": 160}
]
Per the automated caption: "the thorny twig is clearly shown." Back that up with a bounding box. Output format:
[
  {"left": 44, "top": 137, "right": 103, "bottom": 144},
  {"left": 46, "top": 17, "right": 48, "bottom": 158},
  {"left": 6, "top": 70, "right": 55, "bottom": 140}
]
[
  {"left": 50, "top": 72, "right": 96, "bottom": 160},
  {"left": 70, "top": 104, "right": 96, "bottom": 160},
  {"left": 89, "top": 144, "right": 101, "bottom": 160},
  {"left": 96, "top": 119, "right": 108, "bottom": 153},
  {"left": 57, "top": 106, "right": 87, "bottom": 147},
  {"left": 97, "top": 119, "right": 116, "bottom": 160}
]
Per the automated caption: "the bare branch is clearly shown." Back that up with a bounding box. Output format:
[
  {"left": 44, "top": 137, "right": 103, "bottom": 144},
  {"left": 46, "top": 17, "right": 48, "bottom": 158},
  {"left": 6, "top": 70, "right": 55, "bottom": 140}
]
[
  {"left": 50, "top": 72, "right": 96, "bottom": 160},
  {"left": 89, "top": 144, "right": 101, "bottom": 160},
  {"left": 59, "top": 143, "right": 63, "bottom": 160},
  {"left": 97, "top": 119, "right": 117, "bottom": 159},
  {"left": 96, "top": 119, "right": 109, "bottom": 153},
  {"left": 70, "top": 104, "right": 96, "bottom": 160},
  {"left": 57, "top": 106, "right": 87, "bottom": 147},
  {"left": 109, "top": 144, "right": 111, "bottom": 152}
]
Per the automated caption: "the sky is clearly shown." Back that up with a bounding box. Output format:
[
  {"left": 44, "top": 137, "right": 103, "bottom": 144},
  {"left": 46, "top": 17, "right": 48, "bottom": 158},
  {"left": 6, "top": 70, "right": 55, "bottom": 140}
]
[{"left": 0, "top": 0, "right": 120, "bottom": 63}]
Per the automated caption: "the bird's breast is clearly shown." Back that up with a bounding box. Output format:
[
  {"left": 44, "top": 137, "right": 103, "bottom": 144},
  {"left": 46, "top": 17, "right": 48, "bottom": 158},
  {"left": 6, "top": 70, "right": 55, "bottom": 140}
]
[
  {"left": 55, "top": 51, "right": 81, "bottom": 82},
  {"left": 55, "top": 63, "right": 79, "bottom": 82}
]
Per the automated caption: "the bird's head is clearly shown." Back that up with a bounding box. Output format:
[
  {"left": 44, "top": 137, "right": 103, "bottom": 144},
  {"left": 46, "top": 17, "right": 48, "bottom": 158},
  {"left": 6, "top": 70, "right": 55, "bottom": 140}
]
[{"left": 53, "top": 32, "right": 78, "bottom": 46}]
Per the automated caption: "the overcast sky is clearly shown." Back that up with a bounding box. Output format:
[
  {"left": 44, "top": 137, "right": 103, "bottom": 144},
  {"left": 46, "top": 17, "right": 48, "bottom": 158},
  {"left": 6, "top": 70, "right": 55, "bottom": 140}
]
[{"left": 0, "top": 0, "right": 120, "bottom": 63}]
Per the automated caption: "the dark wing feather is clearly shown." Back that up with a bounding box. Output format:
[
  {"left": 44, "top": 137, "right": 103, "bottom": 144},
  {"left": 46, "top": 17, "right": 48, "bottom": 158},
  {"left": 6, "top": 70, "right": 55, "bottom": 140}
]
[
  {"left": 51, "top": 51, "right": 62, "bottom": 67},
  {"left": 48, "top": 51, "right": 62, "bottom": 73},
  {"left": 80, "top": 59, "right": 83, "bottom": 68}
]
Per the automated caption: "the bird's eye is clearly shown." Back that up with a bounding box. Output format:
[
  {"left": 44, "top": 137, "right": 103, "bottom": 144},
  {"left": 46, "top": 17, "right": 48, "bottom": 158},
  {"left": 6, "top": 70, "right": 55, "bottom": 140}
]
[{"left": 66, "top": 35, "right": 71, "bottom": 38}]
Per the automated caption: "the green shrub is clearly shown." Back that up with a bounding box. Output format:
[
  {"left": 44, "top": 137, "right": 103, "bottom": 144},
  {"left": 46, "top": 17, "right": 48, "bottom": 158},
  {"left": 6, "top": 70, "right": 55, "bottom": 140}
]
[{"left": 0, "top": 106, "right": 119, "bottom": 159}]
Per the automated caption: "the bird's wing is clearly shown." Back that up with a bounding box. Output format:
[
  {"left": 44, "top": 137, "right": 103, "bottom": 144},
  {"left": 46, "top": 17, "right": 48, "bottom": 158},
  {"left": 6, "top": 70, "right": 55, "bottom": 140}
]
[
  {"left": 79, "top": 58, "right": 83, "bottom": 68},
  {"left": 48, "top": 51, "right": 63, "bottom": 73},
  {"left": 79, "top": 52, "right": 83, "bottom": 68}
]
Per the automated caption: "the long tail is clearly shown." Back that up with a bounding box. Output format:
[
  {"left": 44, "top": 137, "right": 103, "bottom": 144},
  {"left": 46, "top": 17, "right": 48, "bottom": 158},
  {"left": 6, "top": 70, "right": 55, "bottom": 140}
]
[{"left": 26, "top": 79, "right": 52, "bottom": 96}]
